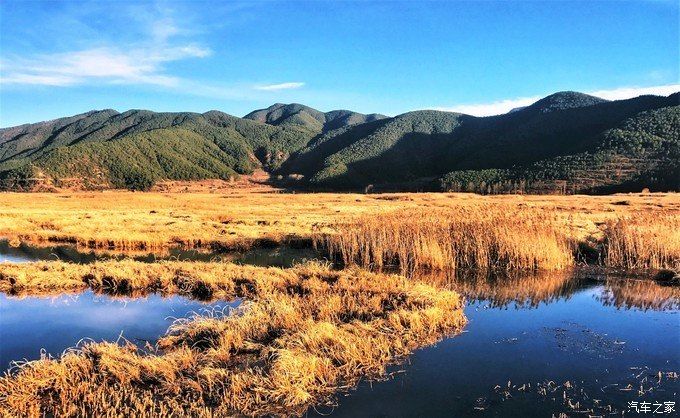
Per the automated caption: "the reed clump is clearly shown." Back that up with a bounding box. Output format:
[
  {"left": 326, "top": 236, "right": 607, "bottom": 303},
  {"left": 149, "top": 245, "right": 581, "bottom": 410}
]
[
  {"left": 315, "top": 207, "right": 574, "bottom": 272},
  {"left": 0, "top": 260, "right": 466, "bottom": 417},
  {"left": 604, "top": 214, "right": 680, "bottom": 270}
]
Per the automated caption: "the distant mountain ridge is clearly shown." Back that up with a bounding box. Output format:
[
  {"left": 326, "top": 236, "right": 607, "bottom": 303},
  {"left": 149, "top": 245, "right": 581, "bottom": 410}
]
[
  {"left": 244, "top": 103, "right": 387, "bottom": 132},
  {"left": 506, "top": 92, "right": 607, "bottom": 115},
  {"left": 1, "top": 91, "right": 678, "bottom": 193},
  {"left": 526, "top": 91, "right": 608, "bottom": 113}
]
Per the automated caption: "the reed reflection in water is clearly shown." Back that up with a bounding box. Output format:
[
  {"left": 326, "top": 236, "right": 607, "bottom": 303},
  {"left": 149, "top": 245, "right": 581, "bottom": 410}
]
[{"left": 411, "top": 267, "right": 679, "bottom": 311}]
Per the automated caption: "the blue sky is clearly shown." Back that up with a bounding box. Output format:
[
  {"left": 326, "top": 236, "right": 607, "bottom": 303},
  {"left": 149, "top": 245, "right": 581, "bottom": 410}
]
[{"left": 0, "top": 0, "right": 678, "bottom": 127}]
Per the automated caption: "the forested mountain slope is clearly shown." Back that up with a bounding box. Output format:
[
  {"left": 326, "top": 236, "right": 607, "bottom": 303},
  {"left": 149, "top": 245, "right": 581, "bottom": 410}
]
[
  {"left": 1, "top": 91, "right": 677, "bottom": 193},
  {"left": 277, "top": 92, "right": 679, "bottom": 193},
  {"left": 244, "top": 103, "right": 387, "bottom": 132},
  {"left": 0, "top": 109, "right": 317, "bottom": 189}
]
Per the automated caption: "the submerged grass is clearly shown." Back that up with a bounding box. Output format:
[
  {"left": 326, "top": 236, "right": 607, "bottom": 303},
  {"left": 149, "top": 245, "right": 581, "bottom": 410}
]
[
  {"left": 0, "top": 260, "right": 466, "bottom": 417},
  {"left": 315, "top": 208, "right": 575, "bottom": 272}
]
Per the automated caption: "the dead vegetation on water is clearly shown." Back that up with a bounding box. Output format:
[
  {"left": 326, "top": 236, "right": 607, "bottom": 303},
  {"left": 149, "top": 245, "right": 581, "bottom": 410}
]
[
  {"left": 0, "top": 260, "right": 466, "bottom": 417},
  {"left": 315, "top": 208, "right": 575, "bottom": 272},
  {"left": 491, "top": 367, "right": 679, "bottom": 416}
]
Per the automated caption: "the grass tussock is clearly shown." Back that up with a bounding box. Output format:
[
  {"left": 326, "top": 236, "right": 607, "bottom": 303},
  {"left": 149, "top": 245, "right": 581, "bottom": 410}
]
[
  {"left": 0, "top": 261, "right": 466, "bottom": 417},
  {"left": 315, "top": 208, "right": 574, "bottom": 272},
  {"left": 604, "top": 214, "right": 680, "bottom": 270}
]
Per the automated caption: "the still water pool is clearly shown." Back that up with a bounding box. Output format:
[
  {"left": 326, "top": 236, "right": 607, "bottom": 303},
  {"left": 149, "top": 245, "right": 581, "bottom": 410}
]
[
  {"left": 0, "top": 268, "right": 677, "bottom": 417},
  {"left": 0, "top": 291, "right": 238, "bottom": 369},
  {"left": 313, "top": 274, "right": 680, "bottom": 417}
]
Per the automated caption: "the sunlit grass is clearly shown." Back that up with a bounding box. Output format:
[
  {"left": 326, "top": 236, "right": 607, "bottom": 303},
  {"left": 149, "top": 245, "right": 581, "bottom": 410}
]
[
  {"left": 604, "top": 214, "right": 680, "bottom": 270},
  {"left": 315, "top": 207, "right": 575, "bottom": 272},
  {"left": 0, "top": 191, "right": 677, "bottom": 253},
  {"left": 0, "top": 260, "right": 466, "bottom": 417}
]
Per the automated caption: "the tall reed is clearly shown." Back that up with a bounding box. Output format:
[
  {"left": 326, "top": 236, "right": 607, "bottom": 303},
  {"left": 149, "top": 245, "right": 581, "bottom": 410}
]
[
  {"left": 315, "top": 207, "right": 574, "bottom": 272},
  {"left": 604, "top": 214, "right": 680, "bottom": 270}
]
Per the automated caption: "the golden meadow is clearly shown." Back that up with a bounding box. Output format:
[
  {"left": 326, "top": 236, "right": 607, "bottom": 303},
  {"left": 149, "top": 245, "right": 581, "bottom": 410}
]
[
  {"left": 0, "top": 191, "right": 678, "bottom": 416},
  {"left": 1, "top": 191, "right": 679, "bottom": 258}
]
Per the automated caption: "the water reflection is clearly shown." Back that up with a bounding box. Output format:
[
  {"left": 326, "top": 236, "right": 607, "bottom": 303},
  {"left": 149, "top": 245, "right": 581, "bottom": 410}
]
[
  {"left": 413, "top": 269, "right": 579, "bottom": 308},
  {"left": 0, "top": 291, "right": 239, "bottom": 369},
  {"left": 598, "top": 278, "right": 680, "bottom": 311},
  {"left": 314, "top": 269, "right": 679, "bottom": 417},
  {"left": 412, "top": 268, "right": 679, "bottom": 312}
]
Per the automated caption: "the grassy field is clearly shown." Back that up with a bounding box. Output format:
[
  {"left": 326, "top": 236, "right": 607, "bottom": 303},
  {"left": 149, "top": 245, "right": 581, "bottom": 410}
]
[{"left": 1, "top": 190, "right": 678, "bottom": 267}]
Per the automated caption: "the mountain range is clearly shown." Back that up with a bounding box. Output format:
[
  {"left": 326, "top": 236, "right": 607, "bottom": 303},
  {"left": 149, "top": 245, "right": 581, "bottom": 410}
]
[{"left": 1, "top": 91, "right": 678, "bottom": 193}]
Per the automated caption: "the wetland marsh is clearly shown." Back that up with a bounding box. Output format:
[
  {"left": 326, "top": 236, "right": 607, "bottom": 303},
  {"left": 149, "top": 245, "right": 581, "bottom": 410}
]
[{"left": 0, "top": 191, "right": 678, "bottom": 417}]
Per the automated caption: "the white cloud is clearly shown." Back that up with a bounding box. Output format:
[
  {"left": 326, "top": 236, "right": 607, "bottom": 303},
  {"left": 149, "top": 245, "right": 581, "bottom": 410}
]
[
  {"left": 0, "top": 73, "right": 78, "bottom": 86},
  {"left": 254, "top": 82, "right": 305, "bottom": 91},
  {"left": 588, "top": 84, "right": 680, "bottom": 100},
  {"left": 0, "top": 13, "right": 211, "bottom": 88},
  {"left": 433, "top": 84, "right": 680, "bottom": 116},
  {"left": 151, "top": 17, "right": 181, "bottom": 43},
  {"left": 432, "top": 96, "right": 541, "bottom": 116}
]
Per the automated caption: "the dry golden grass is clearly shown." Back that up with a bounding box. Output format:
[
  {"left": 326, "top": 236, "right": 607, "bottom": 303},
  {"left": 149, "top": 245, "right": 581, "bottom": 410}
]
[
  {"left": 315, "top": 207, "right": 575, "bottom": 272},
  {"left": 604, "top": 214, "right": 680, "bottom": 270},
  {"left": 0, "top": 259, "right": 301, "bottom": 298},
  {"left": 1, "top": 191, "right": 678, "bottom": 253},
  {"left": 0, "top": 260, "right": 466, "bottom": 417}
]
